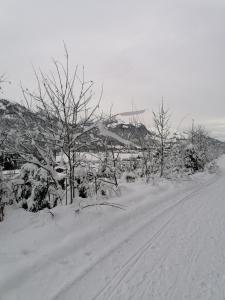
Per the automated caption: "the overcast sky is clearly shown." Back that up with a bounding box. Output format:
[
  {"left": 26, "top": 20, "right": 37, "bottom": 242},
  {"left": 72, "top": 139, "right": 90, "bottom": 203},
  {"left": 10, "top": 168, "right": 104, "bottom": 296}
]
[{"left": 1, "top": 0, "right": 225, "bottom": 139}]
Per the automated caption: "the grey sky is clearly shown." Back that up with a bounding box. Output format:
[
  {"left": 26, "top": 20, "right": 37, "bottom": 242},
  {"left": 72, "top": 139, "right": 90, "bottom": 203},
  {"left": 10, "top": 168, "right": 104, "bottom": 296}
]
[{"left": 1, "top": 0, "right": 225, "bottom": 139}]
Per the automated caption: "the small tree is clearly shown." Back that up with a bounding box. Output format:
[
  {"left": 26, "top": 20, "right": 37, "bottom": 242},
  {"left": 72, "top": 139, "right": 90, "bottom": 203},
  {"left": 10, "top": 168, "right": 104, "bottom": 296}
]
[
  {"left": 152, "top": 100, "right": 170, "bottom": 177},
  {"left": 184, "top": 125, "right": 210, "bottom": 173}
]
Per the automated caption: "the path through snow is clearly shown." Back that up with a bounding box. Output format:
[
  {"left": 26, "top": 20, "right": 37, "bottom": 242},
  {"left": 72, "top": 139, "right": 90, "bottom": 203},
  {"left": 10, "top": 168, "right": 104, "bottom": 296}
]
[{"left": 1, "top": 157, "right": 225, "bottom": 299}]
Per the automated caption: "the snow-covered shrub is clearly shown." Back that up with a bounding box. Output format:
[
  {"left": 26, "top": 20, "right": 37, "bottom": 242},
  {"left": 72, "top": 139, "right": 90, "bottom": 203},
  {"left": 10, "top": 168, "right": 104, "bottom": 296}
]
[
  {"left": 184, "top": 144, "right": 205, "bottom": 174},
  {"left": 163, "top": 138, "right": 187, "bottom": 179},
  {"left": 184, "top": 125, "right": 219, "bottom": 174},
  {"left": 72, "top": 165, "right": 105, "bottom": 199},
  {"left": 0, "top": 166, "right": 15, "bottom": 221},
  {"left": 73, "top": 166, "right": 94, "bottom": 198},
  {"left": 96, "top": 152, "right": 122, "bottom": 187},
  {"left": 138, "top": 152, "right": 159, "bottom": 181},
  {"left": 12, "top": 163, "right": 59, "bottom": 212}
]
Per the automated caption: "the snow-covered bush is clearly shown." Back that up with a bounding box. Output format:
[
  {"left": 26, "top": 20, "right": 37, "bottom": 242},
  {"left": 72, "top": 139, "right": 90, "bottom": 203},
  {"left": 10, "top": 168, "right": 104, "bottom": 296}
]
[
  {"left": 0, "top": 166, "right": 15, "bottom": 221},
  {"left": 71, "top": 164, "right": 119, "bottom": 200},
  {"left": 184, "top": 144, "right": 206, "bottom": 174},
  {"left": 96, "top": 150, "right": 122, "bottom": 187},
  {"left": 73, "top": 166, "right": 94, "bottom": 198},
  {"left": 12, "top": 163, "right": 59, "bottom": 212}
]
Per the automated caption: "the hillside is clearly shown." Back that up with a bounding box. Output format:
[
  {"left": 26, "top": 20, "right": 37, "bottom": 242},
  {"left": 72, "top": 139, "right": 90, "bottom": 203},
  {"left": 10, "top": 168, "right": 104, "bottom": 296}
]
[
  {"left": 0, "top": 99, "right": 154, "bottom": 150},
  {"left": 0, "top": 98, "right": 224, "bottom": 155}
]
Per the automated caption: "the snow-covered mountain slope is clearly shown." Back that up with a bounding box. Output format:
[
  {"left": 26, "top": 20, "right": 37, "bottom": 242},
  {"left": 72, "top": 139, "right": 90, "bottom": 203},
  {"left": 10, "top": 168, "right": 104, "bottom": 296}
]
[
  {"left": 1, "top": 157, "right": 225, "bottom": 300},
  {"left": 0, "top": 98, "right": 153, "bottom": 151}
]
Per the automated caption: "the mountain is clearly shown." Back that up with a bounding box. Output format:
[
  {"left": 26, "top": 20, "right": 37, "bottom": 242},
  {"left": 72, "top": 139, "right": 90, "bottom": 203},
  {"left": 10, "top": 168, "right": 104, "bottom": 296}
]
[
  {"left": 106, "top": 121, "right": 154, "bottom": 147},
  {"left": 1, "top": 98, "right": 224, "bottom": 154},
  {"left": 0, "top": 99, "right": 43, "bottom": 134},
  {"left": 0, "top": 99, "right": 154, "bottom": 149}
]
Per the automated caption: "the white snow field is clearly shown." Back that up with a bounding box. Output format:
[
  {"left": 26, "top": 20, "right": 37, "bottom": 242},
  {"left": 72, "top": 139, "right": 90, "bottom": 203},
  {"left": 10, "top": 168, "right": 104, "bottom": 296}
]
[{"left": 1, "top": 157, "right": 225, "bottom": 300}]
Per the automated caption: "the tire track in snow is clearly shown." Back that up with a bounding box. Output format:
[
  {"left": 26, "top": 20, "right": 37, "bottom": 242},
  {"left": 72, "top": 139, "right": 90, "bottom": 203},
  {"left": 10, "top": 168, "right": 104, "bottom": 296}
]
[
  {"left": 166, "top": 185, "right": 224, "bottom": 300},
  {"left": 93, "top": 182, "right": 211, "bottom": 300},
  {"left": 53, "top": 185, "right": 206, "bottom": 300},
  {"left": 134, "top": 178, "right": 222, "bottom": 300},
  {"left": 92, "top": 176, "right": 222, "bottom": 300},
  {"left": 94, "top": 215, "right": 176, "bottom": 300}
]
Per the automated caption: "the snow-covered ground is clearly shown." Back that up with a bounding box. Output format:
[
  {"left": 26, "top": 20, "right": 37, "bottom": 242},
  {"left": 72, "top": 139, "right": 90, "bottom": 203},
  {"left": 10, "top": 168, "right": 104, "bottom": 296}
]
[{"left": 1, "top": 157, "right": 225, "bottom": 300}]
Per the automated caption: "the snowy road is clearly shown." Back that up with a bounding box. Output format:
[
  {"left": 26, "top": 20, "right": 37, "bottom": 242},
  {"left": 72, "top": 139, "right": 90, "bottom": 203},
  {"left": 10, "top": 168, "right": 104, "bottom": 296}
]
[{"left": 1, "top": 158, "right": 225, "bottom": 299}]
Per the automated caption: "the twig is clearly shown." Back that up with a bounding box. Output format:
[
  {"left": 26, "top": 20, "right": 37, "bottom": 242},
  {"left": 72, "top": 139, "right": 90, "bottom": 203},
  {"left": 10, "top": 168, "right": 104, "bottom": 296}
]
[{"left": 77, "top": 201, "right": 126, "bottom": 212}]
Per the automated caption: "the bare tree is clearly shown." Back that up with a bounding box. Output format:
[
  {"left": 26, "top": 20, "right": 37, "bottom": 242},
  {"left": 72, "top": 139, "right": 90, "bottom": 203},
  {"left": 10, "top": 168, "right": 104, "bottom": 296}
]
[
  {"left": 153, "top": 100, "right": 170, "bottom": 177},
  {"left": 15, "top": 46, "right": 102, "bottom": 204}
]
